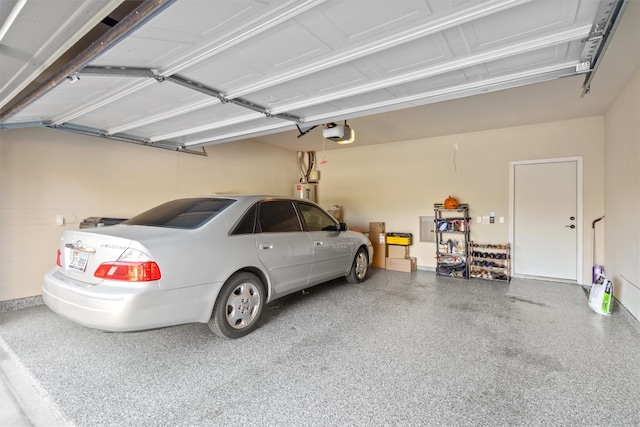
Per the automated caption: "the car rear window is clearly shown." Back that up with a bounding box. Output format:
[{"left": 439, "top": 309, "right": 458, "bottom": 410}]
[{"left": 124, "top": 198, "right": 235, "bottom": 229}]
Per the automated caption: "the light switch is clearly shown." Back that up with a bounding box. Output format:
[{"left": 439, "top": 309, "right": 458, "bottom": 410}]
[
  {"left": 477, "top": 216, "right": 481, "bottom": 223},
  {"left": 56, "top": 214, "right": 64, "bottom": 226},
  {"left": 499, "top": 217, "right": 504, "bottom": 224}
]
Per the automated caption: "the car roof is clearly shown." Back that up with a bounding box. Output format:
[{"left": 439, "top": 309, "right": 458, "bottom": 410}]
[
  {"left": 184, "top": 195, "right": 326, "bottom": 215},
  {"left": 195, "top": 195, "right": 318, "bottom": 204}
]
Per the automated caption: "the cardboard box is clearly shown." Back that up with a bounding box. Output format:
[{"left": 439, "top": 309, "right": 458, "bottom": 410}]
[
  {"left": 327, "top": 205, "right": 343, "bottom": 222},
  {"left": 369, "top": 222, "right": 386, "bottom": 268},
  {"left": 370, "top": 236, "right": 387, "bottom": 268},
  {"left": 369, "top": 222, "right": 385, "bottom": 234},
  {"left": 387, "top": 244, "right": 410, "bottom": 259},
  {"left": 385, "top": 257, "right": 417, "bottom": 272}
]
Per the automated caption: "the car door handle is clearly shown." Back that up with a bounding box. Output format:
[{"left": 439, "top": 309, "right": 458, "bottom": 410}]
[
  {"left": 259, "top": 243, "right": 273, "bottom": 250},
  {"left": 314, "top": 241, "right": 324, "bottom": 246}
]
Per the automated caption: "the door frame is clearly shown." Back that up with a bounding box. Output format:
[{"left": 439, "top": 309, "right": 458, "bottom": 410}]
[{"left": 509, "top": 157, "right": 583, "bottom": 284}]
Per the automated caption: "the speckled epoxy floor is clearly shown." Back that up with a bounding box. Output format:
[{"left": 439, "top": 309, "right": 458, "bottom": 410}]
[{"left": 1, "top": 269, "right": 639, "bottom": 426}]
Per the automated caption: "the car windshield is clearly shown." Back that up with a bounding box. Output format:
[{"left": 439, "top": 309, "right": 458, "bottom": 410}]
[{"left": 124, "top": 198, "right": 235, "bottom": 229}]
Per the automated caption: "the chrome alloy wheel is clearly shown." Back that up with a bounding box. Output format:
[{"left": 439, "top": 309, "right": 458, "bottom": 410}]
[
  {"left": 346, "top": 247, "right": 369, "bottom": 284},
  {"left": 353, "top": 251, "right": 368, "bottom": 280},
  {"left": 226, "top": 281, "right": 262, "bottom": 329}
]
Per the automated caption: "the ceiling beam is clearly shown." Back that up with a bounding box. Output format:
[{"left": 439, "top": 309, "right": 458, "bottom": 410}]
[
  {"left": 181, "top": 121, "right": 295, "bottom": 148},
  {"left": 301, "top": 61, "right": 578, "bottom": 125},
  {"left": 267, "top": 24, "right": 592, "bottom": 115},
  {"left": 50, "top": 79, "right": 156, "bottom": 125},
  {"left": 0, "top": 0, "right": 176, "bottom": 122},
  {"left": 0, "top": 0, "right": 124, "bottom": 110},
  {"left": 0, "top": 0, "right": 28, "bottom": 42},
  {"left": 106, "top": 98, "right": 219, "bottom": 135},
  {"left": 147, "top": 112, "right": 263, "bottom": 142},
  {"left": 159, "top": 0, "right": 327, "bottom": 76},
  {"left": 226, "top": 0, "right": 532, "bottom": 99}
]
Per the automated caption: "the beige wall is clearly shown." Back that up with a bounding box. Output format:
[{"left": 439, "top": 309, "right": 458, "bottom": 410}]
[
  {"left": 0, "top": 128, "right": 299, "bottom": 301},
  {"left": 316, "top": 116, "right": 605, "bottom": 285},
  {"left": 604, "top": 67, "right": 640, "bottom": 320}
]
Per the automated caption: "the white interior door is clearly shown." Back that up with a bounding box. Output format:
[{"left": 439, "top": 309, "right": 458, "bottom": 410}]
[{"left": 511, "top": 158, "right": 582, "bottom": 282}]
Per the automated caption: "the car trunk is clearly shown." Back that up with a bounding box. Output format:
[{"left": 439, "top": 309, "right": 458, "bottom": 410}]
[{"left": 58, "top": 229, "right": 134, "bottom": 285}]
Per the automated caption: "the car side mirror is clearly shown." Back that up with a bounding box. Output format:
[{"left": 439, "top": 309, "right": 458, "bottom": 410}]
[{"left": 321, "top": 222, "right": 348, "bottom": 232}]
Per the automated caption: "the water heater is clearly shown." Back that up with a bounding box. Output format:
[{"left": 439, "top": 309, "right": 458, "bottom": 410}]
[{"left": 294, "top": 183, "right": 317, "bottom": 202}]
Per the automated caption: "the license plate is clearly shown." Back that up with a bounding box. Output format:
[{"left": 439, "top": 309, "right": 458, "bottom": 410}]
[{"left": 68, "top": 250, "right": 90, "bottom": 272}]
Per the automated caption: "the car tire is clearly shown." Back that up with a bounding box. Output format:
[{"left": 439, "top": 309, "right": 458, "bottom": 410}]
[
  {"left": 208, "top": 272, "right": 265, "bottom": 339},
  {"left": 345, "top": 247, "right": 369, "bottom": 284}
]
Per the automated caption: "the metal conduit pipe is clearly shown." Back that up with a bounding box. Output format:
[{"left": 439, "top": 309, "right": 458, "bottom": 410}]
[{"left": 0, "top": 0, "right": 176, "bottom": 122}]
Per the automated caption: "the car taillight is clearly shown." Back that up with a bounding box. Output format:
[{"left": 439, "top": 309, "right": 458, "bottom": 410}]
[
  {"left": 56, "top": 249, "right": 62, "bottom": 267},
  {"left": 94, "top": 248, "right": 161, "bottom": 282},
  {"left": 94, "top": 261, "right": 161, "bottom": 281}
]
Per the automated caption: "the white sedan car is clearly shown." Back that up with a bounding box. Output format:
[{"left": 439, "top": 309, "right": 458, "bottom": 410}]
[{"left": 43, "top": 195, "right": 372, "bottom": 338}]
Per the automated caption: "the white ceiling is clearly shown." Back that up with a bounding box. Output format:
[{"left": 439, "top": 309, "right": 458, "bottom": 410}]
[{"left": 1, "top": 0, "right": 637, "bottom": 154}]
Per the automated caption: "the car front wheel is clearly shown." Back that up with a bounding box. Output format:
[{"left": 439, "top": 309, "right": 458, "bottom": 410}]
[
  {"left": 346, "top": 247, "right": 369, "bottom": 284},
  {"left": 208, "top": 272, "right": 265, "bottom": 338}
]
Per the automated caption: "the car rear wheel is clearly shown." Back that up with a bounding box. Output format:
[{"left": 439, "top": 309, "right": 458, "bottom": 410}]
[
  {"left": 346, "top": 247, "right": 368, "bottom": 284},
  {"left": 208, "top": 272, "right": 265, "bottom": 338}
]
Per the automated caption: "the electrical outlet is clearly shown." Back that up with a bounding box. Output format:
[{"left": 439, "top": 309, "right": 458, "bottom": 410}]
[{"left": 453, "top": 143, "right": 459, "bottom": 150}]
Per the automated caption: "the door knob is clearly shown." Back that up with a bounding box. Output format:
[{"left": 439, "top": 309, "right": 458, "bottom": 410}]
[{"left": 565, "top": 225, "right": 575, "bottom": 229}]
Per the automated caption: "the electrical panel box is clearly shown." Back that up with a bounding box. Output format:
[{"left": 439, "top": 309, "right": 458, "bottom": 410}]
[{"left": 420, "top": 216, "right": 435, "bottom": 242}]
